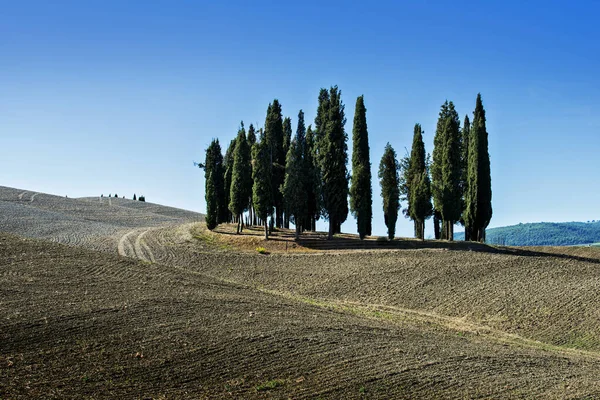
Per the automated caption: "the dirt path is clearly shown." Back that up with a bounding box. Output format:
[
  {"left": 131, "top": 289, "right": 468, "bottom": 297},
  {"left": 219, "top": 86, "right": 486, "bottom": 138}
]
[
  {"left": 118, "top": 229, "right": 156, "bottom": 263},
  {"left": 30, "top": 193, "right": 38, "bottom": 202},
  {"left": 17, "top": 191, "right": 27, "bottom": 200}
]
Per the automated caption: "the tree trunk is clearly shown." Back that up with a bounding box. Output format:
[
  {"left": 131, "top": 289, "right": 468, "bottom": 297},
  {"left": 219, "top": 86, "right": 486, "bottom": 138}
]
[
  {"left": 434, "top": 212, "right": 441, "bottom": 240},
  {"left": 295, "top": 223, "right": 300, "bottom": 240},
  {"left": 264, "top": 219, "right": 269, "bottom": 240},
  {"left": 328, "top": 218, "right": 335, "bottom": 240}
]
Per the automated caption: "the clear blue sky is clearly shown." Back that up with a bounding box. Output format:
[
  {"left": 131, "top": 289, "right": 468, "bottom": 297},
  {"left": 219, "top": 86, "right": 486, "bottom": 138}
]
[{"left": 2, "top": 1, "right": 599, "bottom": 238}]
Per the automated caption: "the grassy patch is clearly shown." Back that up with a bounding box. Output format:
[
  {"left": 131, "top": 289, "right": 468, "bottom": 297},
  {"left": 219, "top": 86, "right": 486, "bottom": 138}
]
[
  {"left": 255, "top": 379, "right": 285, "bottom": 391},
  {"left": 256, "top": 247, "right": 269, "bottom": 255}
]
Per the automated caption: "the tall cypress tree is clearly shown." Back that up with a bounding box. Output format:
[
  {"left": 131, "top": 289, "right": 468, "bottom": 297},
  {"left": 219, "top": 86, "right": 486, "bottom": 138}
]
[
  {"left": 349, "top": 95, "right": 372, "bottom": 239},
  {"left": 321, "top": 86, "right": 349, "bottom": 239},
  {"left": 205, "top": 171, "right": 218, "bottom": 230},
  {"left": 282, "top": 117, "right": 293, "bottom": 229},
  {"left": 282, "top": 120, "right": 307, "bottom": 240},
  {"left": 229, "top": 123, "right": 252, "bottom": 234},
  {"left": 265, "top": 100, "right": 285, "bottom": 228},
  {"left": 252, "top": 134, "right": 273, "bottom": 240},
  {"left": 204, "top": 139, "right": 224, "bottom": 230},
  {"left": 431, "top": 101, "right": 462, "bottom": 240},
  {"left": 404, "top": 124, "right": 427, "bottom": 237},
  {"left": 410, "top": 170, "right": 433, "bottom": 240},
  {"left": 406, "top": 124, "right": 432, "bottom": 239},
  {"left": 465, "top": 93, "right": 493, "bottom": 242},
  {"left": 304, "top": 125, "right": 320, "bottom": 231},
  {"left": 223, "top": 138, "right": 236, "bottom": 223},
  {"left": 379, "top": 143, "right": 400, "bottom": 240},
  {"left": 460, "top": 115, "right": 471, "bottom": 240},
  {"left": 247, "top": 124, "right": 257, "bottom": 226}
]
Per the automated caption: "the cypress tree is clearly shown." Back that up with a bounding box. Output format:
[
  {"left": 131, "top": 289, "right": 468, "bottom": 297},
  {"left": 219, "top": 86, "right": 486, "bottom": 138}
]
[
  {"left": 252, "top": 134, "right": 273, "bottom": 240},
  {"left": 431, "top": 101, "right": 462, "bottom": 240},
  {"left": 282, "top": 117, "right": 293, "bottom": 229},
  {"left": 460, "top": 114, "right": 471, "bottom": 240},
  {"left": 321, "top": 86, "right": 349, "bottom": 239},
  {"left": 379, "top": 143, "right": 400, "bottom": 240},
  {"left": 265, "top": 100, "right": 285, "bottom": 228},
  {"left": 349, "top": 95, "right": 372, "bottom": 239},
  {"left": 406, "top": 124, "right": 432, "bottom": 239},
  {"left": 205, "top": 171, "right": 218, "bottom": 230},
  {"left": 404, "top": 124, "right": 427, "bottom": 237},
  {"left": 465, "top": 93, "right": 493, "bottom": 242},
  {"left": 247, "top": 124, "right": 257, "bottom": 226},
  {"left": 204, "top": 139, "right": 225, "bottom": 229},
  {"left": 313, "top": 88, "right": 330, "bottom": 219},
  {"left": 282, "top": 123, "right": 307, "bottom": 240},
  {"left": 304, "top": 125, "right": 320, "bottom": 231},
  {"left": 229, "top": 123, "right": 252, "bottom": 234},
  {"left": 223, "top": 138, "right": 236, "bottom": 223},
  {"left": 410, "top": 170, "right": 433, "bottom": 240}
]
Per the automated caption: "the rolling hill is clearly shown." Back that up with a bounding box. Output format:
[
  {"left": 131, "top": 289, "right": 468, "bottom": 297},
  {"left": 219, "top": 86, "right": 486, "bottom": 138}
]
[
  {"left": 3, "top": 186, "right": 600, "bottom": 398},
  {"left": 455, "top": 221, "right": 600, "bottom": 246}
]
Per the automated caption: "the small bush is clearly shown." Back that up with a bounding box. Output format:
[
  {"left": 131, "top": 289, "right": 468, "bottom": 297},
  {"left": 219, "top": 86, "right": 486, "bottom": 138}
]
[
  {"left": 139, "top": 195, "right": 146, "bottom": 202},
  {"left": 256, "top": 247, "right": 269, "bottom": 255},
  {"left": 376, "top": 236, "right": 388, "bottom": 242},
  {"left": 255, "top": 379, "right": 284, "bottom": 391}
]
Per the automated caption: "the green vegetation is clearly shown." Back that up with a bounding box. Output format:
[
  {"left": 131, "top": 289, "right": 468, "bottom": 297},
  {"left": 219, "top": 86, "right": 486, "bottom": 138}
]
[
  {"left": 255, "top": 246, "right": 269, "bottom": 255},
  {"left": 282, "top": 110, "right": 308, "bottom": 240},
  {"left": 405, "top": 123, "right": 432, "bottom": 240},
  {"left": 378, "top": 143, "right": 400, "bottom": 240},
  {"left": 228, "top": 123, "right": 252, "bottom": 234},
  {"left": 464, "top": 94, "right": 493, "bottom": 242},
  {"left": 349, "top": 95, "right": 372, "bottom": 239},
  {"left": 319, "top": 86, "right": 349, "bottom": 239},
  {"left": 252, "top": 132, "right": 273, "bottom": 240},
  {"left": 255, "top": 379, "right": 284, "bottom": 391},
  {"left": 200, "top": 87, "right": 493, "bottom": 243},
  {"left": 456, "top": 221, "right": 600, "bottom": 246}
]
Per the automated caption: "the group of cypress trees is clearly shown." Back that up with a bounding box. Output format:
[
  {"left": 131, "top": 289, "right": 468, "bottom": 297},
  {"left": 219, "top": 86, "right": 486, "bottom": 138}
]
[
  {"left": 203, "top": 88, "right": 491, "bottom": 243},
  {"left": 394, "top": 93, "right": 492, "bottom": 242}
]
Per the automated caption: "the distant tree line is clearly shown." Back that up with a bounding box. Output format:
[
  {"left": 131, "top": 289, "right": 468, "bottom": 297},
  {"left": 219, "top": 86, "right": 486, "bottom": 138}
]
[{"left": 202, "top": 88, "right": 492, "bottom": 242}]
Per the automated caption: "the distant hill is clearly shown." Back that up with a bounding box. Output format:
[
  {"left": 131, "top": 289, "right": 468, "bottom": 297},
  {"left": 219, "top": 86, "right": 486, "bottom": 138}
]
[{"left": 455, "top": 221, "right": 600, "bottom": 246}]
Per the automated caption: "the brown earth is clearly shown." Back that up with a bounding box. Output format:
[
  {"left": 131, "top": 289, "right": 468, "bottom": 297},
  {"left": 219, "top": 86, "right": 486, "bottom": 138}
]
[{"left": 2, "top": 187, "right": 600, "bottom": 398}]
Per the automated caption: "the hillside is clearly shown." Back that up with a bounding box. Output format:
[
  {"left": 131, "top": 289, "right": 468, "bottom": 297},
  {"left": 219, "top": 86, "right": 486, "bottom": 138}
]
[
  {"left": 455, "top": 221, "right": 600, "bottom": 246},
  {"left": 3, "top": 186, "right": 600, "bottom": 398}
]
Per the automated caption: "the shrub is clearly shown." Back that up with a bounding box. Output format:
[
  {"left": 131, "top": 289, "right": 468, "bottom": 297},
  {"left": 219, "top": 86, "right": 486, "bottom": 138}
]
[
  {"left": 256, "top": 247, "right": 269, "bottom": 255},
  {"left": 133, "top": 194, "right": 137, "bottom": 201},
  {"left": 376, "top": 236, "right": 388, "bottom": 242},
  {"left": 139, "top": 195, "right": 146, "bottom": 202}
]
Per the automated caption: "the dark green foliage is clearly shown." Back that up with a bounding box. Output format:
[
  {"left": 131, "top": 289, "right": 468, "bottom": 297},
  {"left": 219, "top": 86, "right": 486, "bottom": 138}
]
[
  {"left": 410, "top": 170, "right": 433, "bottom": 240},
  {"left": 265, "top": 100, "right": 285, "bottom": 228},
  {"left": 304, "top": 125, "right": 320, "bottom": 231},
  {"left": 283, "top": 117, "right": 292, "bottom": 157},
  {"left": 320, "top": 86, "right": 349, "bottom": 239},
  {"left": 282, "top": 117, "right": 293, "bottom": 229},
  {"left": 455, "top": 221, "right": 600, "bottom": 246},
  {"left": 204, "top": 138, "right": 226, "bottom": 228},
  {"left": 139, "top": 195, "right": 145, "bottom": 202},
  {"left": 252, "top": 136, "right": 273, "bottom": 239},
  {"left": 282, "top": 131, "right": 307, "bottom": 240},
  {"left": 205, "top": 171, "right": 218, "bottom": 230},
  {"left": 431, "top": 101, "right": 462, "bottom": 240},
  {"left": 114, "top": 194, "right": 118, "bottom": 198},
  {"left": 349, "top": 95, "right": 372, "bottom": 239},
  {"left": 379, "top": 143, "right": 400, "bottom": 240},
  {"left": 460, "top": 114, "right": 471, "bottom": 240},
  {"left": 133, "top": 194, "right": 137, "bottom": 201},
  {"left": 223, "top": 138, "right": 236, "bottom": 223},
  {"left": 247, "top": 123, "right": 257, "bottom": 149},
  {"left": 247, "top": 124, "right": 257, "bottom": 225},
  {"left": 229, "top": 123, "right": 252, "bottom": 233},
  {"left": 404, "top": 124, "right": 431, "bottom": 238},
  {"left": 464, "top": 93, "right": 492, "bottom": 242}
]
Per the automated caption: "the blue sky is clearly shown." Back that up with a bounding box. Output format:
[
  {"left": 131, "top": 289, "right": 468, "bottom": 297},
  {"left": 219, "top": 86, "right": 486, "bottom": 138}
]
[{"left": 2, "top": 1, "right": 599, "bottom": 238}]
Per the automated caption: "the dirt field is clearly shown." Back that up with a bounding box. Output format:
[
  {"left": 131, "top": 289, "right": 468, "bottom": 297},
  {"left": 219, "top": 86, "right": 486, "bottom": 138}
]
[{"left": 2, "top": 186, "right": 600, "bottom": 399}]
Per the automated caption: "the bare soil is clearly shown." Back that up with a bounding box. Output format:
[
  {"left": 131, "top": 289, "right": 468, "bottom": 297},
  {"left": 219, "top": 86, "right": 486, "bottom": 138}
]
[{"left": 2, "top": 187, "right": 600, "bottom": 398}]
